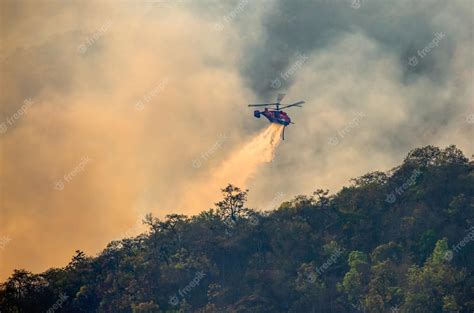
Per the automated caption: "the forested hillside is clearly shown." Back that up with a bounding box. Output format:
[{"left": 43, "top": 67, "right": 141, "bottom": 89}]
[{"left": 1, "top": 145, "right": 473, "bottom": 313}]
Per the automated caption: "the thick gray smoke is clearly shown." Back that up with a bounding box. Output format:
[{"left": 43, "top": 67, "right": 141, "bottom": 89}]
[{"left": 241, "top": 0, "right": 462, "bottom": 98}]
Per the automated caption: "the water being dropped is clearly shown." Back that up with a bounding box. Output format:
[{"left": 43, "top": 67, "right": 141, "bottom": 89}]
[{"left": 179, "top": 124, "right": 284, "bottom": 213}]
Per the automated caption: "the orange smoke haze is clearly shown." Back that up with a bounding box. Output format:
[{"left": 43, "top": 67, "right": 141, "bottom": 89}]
[{"left": 0, "top": 1, "right": 252, "bottom": 280}]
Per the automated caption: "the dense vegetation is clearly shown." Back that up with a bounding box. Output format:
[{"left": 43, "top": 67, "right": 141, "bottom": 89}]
[{"left": 1, "top": 145, "right": 473, "bottom": 313}]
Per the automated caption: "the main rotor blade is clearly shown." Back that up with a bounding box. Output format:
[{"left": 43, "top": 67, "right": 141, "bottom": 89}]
[
  {"left": 290, "top": 101, "right": 305, "bottom": 106},
  {"left": 248, "top": 103, "right": 278, "bottom": 107},
  {"left": 279, "top": 101, "right": 305, "bottom": 109}
]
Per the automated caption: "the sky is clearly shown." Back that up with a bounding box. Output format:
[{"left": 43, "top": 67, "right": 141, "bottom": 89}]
[{"left": 0, "top": 0, "right": 472, "bottom": 280}]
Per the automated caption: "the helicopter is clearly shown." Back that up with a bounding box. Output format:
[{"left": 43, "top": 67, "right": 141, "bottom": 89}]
[{"left": 248, "top": 93, "right": 305, "bottom": 140}]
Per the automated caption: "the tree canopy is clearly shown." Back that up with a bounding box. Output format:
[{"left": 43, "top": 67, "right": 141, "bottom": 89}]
[{"left": 1, "top": 145, "right": 473, "bottom": 313}]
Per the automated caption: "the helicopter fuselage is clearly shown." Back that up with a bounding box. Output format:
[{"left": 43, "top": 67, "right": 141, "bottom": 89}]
[{"left": 253, "top": 108, "right": 291, "bottom": 126}]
